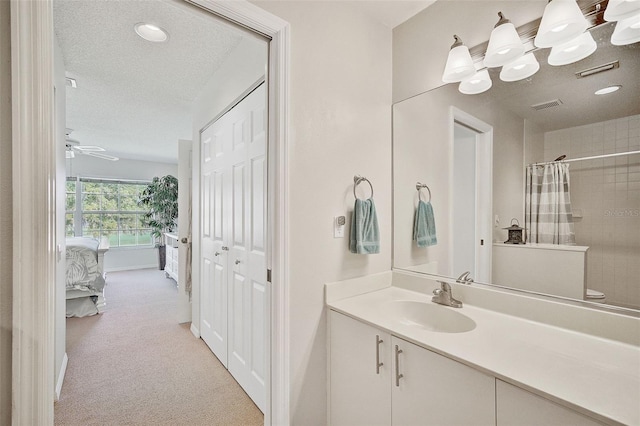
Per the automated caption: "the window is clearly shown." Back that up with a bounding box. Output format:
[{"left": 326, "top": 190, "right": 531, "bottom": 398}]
[{"left": 66, "top": 177, "right": 153, "bottom": 247}]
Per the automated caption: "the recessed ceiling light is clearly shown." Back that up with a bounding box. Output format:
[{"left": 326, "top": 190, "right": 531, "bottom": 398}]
[
  {"left": 134, "top": 23, "right": 168, "bottom": 43},
  {"left": 595, "top": 85, "right": 622, "bottom": 95}
]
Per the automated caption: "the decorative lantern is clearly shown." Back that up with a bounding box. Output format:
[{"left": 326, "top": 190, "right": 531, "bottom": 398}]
[{"left": 503, "top": 218, "right": 525, "bottom": 244}]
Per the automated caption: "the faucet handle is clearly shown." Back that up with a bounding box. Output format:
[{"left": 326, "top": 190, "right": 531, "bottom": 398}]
[{"left": 433, "top": 288, "right": 442, "bottom": 296}]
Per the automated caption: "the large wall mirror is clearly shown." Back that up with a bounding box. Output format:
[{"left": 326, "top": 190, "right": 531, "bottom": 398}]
[{"left": 393, "top": 17, "right": 640, "bottom": 314}]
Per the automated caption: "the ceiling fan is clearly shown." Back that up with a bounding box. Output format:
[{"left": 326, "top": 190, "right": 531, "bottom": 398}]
[{"left": 65, "top": 129, "right": 119, "bottom": 161}]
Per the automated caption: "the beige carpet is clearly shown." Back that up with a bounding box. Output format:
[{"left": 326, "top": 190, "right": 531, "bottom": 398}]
[{"left": 55, "top": 268, "right": 263, "bottom": 426}]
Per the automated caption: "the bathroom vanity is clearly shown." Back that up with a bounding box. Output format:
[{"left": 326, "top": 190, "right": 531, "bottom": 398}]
[{"left": 326, "top": 271, "right": 640, "bottom": 426}]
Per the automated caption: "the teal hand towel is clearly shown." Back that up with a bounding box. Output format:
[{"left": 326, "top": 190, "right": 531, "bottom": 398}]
[
  {"left": 350, "top": 198, "right": 380, "bottom": 254},
  {"left": 413, "top": 200, "right": 437, "bottom": 247}
]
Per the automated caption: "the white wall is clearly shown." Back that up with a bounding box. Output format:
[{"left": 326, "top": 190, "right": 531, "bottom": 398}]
[
  {"left": 54, "top": 34, "right": 67, "bottom": 399},
  {"left": 393, "top": 82, "right": 525, "bottom": 273},
  {"left": 252, "top": 2, "right": 393, "bottom": 423},
  {"left": 0, "top": 1, "right": 12, "bottom": 422},
  {"left": 69, "top": 155, "right": 177, "bottom": 271}
]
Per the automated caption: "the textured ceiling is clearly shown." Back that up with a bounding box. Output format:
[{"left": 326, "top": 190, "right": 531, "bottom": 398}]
[{"left": 54, "top": 0, "right": 263, "bottom": 163}]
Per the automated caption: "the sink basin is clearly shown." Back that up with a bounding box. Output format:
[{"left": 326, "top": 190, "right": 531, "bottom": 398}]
[{"left": 384, "top": 300, "right": 476, "bottom": 333}]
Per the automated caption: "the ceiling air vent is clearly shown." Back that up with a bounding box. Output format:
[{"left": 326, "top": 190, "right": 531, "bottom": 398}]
[{"left": 531, "top": 99, "right": 563, "bottom": 111}]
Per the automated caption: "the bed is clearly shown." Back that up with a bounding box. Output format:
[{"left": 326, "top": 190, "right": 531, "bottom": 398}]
[{"left": 65, "top": 237, "right": 109, "bottom": 317}]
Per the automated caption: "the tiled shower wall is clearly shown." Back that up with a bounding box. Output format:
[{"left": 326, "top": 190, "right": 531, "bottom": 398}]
[{"left": 544, "top": 114, "right": 640, "bottom": 309}]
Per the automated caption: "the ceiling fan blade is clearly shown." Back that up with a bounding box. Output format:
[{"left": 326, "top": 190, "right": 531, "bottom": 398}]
[
  {"left": 73, "top": 145, "right": 106, "bottom": 152},
  {"left": 85, "top": 152, "right": 119, "bottom": 161}
]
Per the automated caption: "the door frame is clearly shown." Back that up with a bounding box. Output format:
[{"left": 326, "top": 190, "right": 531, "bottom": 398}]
[
  {"left": 10, "top": 1, "right": 290, "bottom": 425},
  {"left": 449, "top": 107, "right": 493, "bottom": 283}
]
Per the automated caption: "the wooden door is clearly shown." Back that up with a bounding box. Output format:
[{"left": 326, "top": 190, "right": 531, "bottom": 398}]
[
  {"left": 200, "top": 115, "right": 231, "bottom": 367},
  {"left": 226, "top": 83, "right": 267, "bottom": 412},
  {"left": 199, "top": 82, "right": 267, "bottom": 412}
]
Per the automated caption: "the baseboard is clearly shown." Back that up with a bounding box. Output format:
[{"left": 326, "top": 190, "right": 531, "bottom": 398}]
[
  {"left": 105, "top": 264, "right": 158, "bottom": 272},
  {"left": 55, "top": 353, "right": 68, "bottom": 401},
  {"left": 190, "top": 323, "right": 200, "bottom": 338}
]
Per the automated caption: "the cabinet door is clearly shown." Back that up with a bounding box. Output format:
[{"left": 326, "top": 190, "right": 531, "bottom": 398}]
[
  {"left": 496, "top": 380, "right": 604, "bottom": 426},
  {"left": 392, "top": 336, "right": 495, "bottom": 426},
  {"left": 329, "top": 311, "right": 392, "bottom": 426}
]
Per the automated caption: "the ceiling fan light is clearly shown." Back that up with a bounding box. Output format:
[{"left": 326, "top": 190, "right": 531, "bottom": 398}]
[
  {"left": 604, "top": 0, "right": 640, "bottom": 21},
  {"left": 442, "top": 35, "right": 477, "bottom": 83},
  {"left": 484, "top": 12, "right": 525, "bottom": 68},
  {"left": 610, "top": 13, "right": 640, "bottom": 45},
  {"left": 534, "top": 0, "right": 588, "bottom": 48},
  {"left": 459, "top": 69, "right": 492, "bottom": 94},
  {"left": 500, "top": 53, "right": 540, "bottom": 81},
  {"left": 548, "top": 31, "right": 597, "bottom": 66}
]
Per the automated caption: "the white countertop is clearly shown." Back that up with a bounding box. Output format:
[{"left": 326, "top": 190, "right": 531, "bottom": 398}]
[{"left": 328, "top": 285, "right": 640, "bottom": 425}]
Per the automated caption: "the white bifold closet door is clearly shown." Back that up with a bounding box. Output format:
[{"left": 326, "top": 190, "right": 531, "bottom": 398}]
[{"left": 200, "top": 83, "right": 267, "bottom": 412}]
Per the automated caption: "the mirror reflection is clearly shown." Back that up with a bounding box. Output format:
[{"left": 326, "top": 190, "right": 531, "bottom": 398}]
[{"left": 393, "top": 21, "right": 640, "bottom": 311}]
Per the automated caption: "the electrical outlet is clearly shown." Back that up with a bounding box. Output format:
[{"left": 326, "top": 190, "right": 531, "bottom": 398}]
[{"left": 334, "top": 216, "right": 346, "bottom": 238}]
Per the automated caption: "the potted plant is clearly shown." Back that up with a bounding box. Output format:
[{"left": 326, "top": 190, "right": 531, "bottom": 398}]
[{"left": 138, "top": 175, "right": 178, "bottom": 270}]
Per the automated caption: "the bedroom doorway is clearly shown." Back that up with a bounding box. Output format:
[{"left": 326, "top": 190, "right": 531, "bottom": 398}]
[{"left": 10, "top": 1, "right": 290, "bottom": 424}]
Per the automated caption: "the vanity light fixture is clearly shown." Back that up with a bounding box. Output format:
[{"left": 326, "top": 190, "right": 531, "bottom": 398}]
[
  {"left": 594, "top": 84, "right": 622, "bottom": 95},
  {"left": 441, "top": 35, "right": 477, "bottom": 83},
  {"left": 459, "top": 69, "right": 492, "bottom": 94},
  {"left": 603, "top": 0, "right": 640, "bottom": 21},
  {"left": 610, "top": 13, "right": 640, "bottom": 45},
  {"left": 534, "top": 0, "right": 589, "bottom": 48},
  {"left": 548, "top": 30, "right": 597, "bottom": 65},
  {"left": 483, "top": 12, "right": 526, "bottom": 68},
  {"left": 134, "top": 22, "right": 169, "bottom": 43},
  {"left": 500, "top": 52, "right": 540, "bottom": 81}
]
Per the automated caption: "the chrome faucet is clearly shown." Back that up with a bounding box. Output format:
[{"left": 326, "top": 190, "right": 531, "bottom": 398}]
[
  {"left": 456, "top": 271, "right": 474, "bottom": 284},
  {"left": 432, "top": 281, "right": 463, "bottom": 308}
]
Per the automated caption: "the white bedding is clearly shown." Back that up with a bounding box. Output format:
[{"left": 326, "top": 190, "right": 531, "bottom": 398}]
[
  {"left": 65, "top": 237, "right": 107, "bottom": 317},
  {"left": 66, "top": 237, "right": 105, "bottom": 293}
]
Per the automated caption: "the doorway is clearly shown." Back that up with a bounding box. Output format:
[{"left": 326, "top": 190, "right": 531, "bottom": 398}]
[
  {"left": 450, "top": 108, "right": 493, "bottom": 283},
  {"left": 10, "top": 1, "right": 290, "bottom": 424}
]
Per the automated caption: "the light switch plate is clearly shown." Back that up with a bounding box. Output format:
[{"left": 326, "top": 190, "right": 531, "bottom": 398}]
[{"left": 334, "top": 216, "right": 346, "bottom": 238}]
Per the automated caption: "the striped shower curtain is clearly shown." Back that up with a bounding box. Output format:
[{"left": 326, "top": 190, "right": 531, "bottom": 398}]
[{"left": 525, "top": 162, "right": 575, "bottom": 245}]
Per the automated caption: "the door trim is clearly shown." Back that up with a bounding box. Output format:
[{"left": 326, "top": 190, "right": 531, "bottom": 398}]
[
  {"left": 10, "top": 1, "right": 290, "bottom": 425},
  {"left": 449, "top": 107, "right": 493, "bottom": 283}
]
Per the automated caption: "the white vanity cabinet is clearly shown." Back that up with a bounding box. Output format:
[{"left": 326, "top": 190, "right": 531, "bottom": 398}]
[
  {"left": 329, "top": 311, "right": 495, "bottom": 426},
  {"left": 329, "top": 310, "right": 391, "bottom": 425},
  {"left": 392, "top": 336, "right": 495, "bottom": 425},
  {"left": 496, "top": 380, "right": 605, "bottom": 426}
]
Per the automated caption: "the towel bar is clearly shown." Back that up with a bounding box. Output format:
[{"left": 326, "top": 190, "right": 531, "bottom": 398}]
[
  {"left": 416, "top": 182, "right": 432, "bottom": 202},
  {"left": 354, "top": 175, "right": 374, "bottom": 199}
]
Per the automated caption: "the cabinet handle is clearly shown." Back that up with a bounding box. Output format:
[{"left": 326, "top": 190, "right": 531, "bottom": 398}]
[
  {"left": 214, "top": 252, "right": 220, "bottom": 257},
  {"left": 235, "top": 259, "right": 241, "bottom": 265},
  {"left": 376, "top": 335, "right": 384, "bottom": 374},
  {"left": 221, "top": 246, "right": 229, "bottom": 251},
  {"left": 395, "top": 345, "right": 404, "bottom": 387}
]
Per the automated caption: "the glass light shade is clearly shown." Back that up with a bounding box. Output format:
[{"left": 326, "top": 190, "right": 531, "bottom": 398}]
[
  {"left": 604, "top": 0, "right": 640, "bottom": 21},
  {"left": 534, "top": 0, "right": 589, "bottom": 48},
  {"left": 548, "top": 31, "right": 597, "bottom": 66},
  {"left": 500, "top": 53, "right": 540, "bottom": 81},
  {"left": 459, "top": 70, "right": 492, "bottom": 94},
  {"left": 442, "top": 45, "right": 476, "bottom": 83},
  {"left": 610, "top": 13, "right": 640, "bottom": 45},
  {"left": 484, "top": 22, "right": 525, "bottom": 68}
]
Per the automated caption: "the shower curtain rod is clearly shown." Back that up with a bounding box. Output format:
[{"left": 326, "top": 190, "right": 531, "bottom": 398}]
[{"left": 529, "top": 150, "right": 640, "bottom": 167}]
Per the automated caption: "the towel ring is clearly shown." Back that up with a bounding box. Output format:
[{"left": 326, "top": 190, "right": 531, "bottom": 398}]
[
  {"left": 354, "top": 175, "right": 374, "bottom": 199},
  {"left": 416, "top": 182, "right": 431, "bottom": 202}
]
